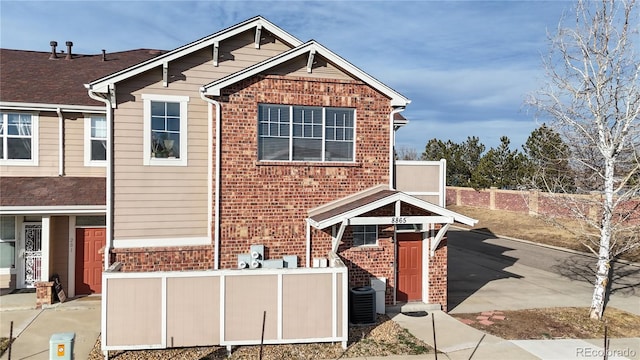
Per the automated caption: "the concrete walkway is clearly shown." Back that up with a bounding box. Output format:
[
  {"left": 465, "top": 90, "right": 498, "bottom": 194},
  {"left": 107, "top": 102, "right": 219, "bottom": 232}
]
[{"left": 0, "top": 293, "right": 100, "bottom": 360}]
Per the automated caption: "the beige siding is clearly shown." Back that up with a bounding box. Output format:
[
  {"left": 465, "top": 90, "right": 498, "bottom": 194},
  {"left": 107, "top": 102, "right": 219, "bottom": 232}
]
[
  {"left": 64, "top": 117, "right": 105, "bottom": 177},
  {"left": 224, "top": 275, "right": 278, "bottom": 341},
  {"left": 0, "top": 274, "right": 16, "bottom": 291},
  {"left": 282, "top": 273, "right": 333, "bottom": 339},
  {"left": 0, "top": 112, "right": 58, "bottom": 176},
  {"left": 49, "top": 216, "right": 69, "bottom": 291},
  {"left": 269, "top": 54, "right": 355, "bottom": 80},
  {"left": 106, "top": 278, "right": 162, "bottom": 346},
  {"left": 112, "top": 31, "right": 292, "bottom": 241}
]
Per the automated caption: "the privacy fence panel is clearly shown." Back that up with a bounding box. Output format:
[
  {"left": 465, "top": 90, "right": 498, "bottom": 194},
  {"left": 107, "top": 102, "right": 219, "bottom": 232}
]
[{"left": 102, "top": 264, "right": 348, "bottom": 352}]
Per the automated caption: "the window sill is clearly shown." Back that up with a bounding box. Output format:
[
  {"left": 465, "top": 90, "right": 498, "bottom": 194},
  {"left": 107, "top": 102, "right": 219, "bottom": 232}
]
[
  {"left": 352, "top": 245, "right": 384, "bottom": 252},
  {"left": 256, "top": 161, "right": 361, "bottom": 168}
]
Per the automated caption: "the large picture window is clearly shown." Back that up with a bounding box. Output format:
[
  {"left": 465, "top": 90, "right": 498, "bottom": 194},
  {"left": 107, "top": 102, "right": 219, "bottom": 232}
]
[
  {"left": 0, "top": 113, "right": 38, "bottom": 165},
  {"left": 258, "top": 104, "right": 354, "bottom": 162},
  {"left": 142, "top": 94, "right": 189, "bottom": 166}
]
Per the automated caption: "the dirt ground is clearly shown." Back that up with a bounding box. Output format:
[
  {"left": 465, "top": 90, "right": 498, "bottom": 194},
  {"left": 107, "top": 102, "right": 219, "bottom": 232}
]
[
  {"left": 85, "top": 315, "right": 431, "bottom": 360},
  {"left": 448, "top": 205, "right": 640, "bottom": 262},
  {"left": 451, "top": 307, "right": 640, "bottom": 340}
]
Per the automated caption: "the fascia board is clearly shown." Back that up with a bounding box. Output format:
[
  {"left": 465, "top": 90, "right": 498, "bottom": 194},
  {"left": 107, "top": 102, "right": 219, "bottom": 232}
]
[
  {"left": 203, "top": 41, "right": 410, "bottom": 107},
  {"left": 397, "top": 193, "right": 478, "bottom": 226},
  {"left": 86, "top": 16, "right": 303, "bottom": 93},
  {"left": 0, "top": 205, "right": 106, "bottom": 215},
  {"left": 0, "top": 101, "right": 105, "bottom": 113},
  {"left": 313, "top": 193, "right": 400, "bottom": 229},
  {"left": 311, "top": 192, "right": 478, "bottom": 229}
]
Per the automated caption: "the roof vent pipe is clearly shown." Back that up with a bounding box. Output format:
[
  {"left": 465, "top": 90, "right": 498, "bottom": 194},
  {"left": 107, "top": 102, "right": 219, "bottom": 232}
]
[
  {"left": 65, "top": 41, "right": 73, "bottom": 60},
  {"left": 102, "top": 49, "right": 107, "bottom": 61},
  {"left": 49, "top": 41, "right": 58, "bottom": 59}
]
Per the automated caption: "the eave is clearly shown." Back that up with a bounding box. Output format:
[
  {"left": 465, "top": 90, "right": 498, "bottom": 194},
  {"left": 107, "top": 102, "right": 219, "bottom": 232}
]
[
  {"left": 202, "top": 41, "right": 411, "bottom": 107},
  {"left": 86, "top": 16, "right": 303, "bottom": 94}
]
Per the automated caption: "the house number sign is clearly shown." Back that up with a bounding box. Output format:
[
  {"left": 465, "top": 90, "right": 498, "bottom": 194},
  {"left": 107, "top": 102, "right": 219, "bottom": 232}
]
[{"left": 391, "top": 217, "right": 407, "bottom": 224}]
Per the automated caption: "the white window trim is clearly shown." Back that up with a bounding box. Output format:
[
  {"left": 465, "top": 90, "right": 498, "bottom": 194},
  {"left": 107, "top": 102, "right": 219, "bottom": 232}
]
[
  {"left": 0, "top": 112, "right": 39, "bottom": 166},
  {"left": 353, "top": 225, "right": 378, "bottom": 247},
  {"left": 258, "top": 104, "right": 356, "bottom": 163},
  {"left": 142, "top": 94, "right": 189, "bottom": 166},
  {"left": 84, "top": 115, "right": 107, "bottom": 167}
]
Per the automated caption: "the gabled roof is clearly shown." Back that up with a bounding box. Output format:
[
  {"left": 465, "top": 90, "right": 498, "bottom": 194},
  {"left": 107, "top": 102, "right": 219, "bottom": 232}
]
[
  {"left": 307, "top": 186, "right": 477, "bottom": 229},
  {"left": 0, "top": 48, "right": 165, "bottom": 108},
  {"left": 202, "top": 41, "right": 411, "bottom": 107},
  {"left": 87, "top": 16, "right": 303, "bottom": 93}
]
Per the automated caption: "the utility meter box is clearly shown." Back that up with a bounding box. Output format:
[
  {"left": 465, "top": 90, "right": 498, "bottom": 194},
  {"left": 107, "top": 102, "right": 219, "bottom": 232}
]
[
  {"left": 370, "top": 277, "right": 387, "bottom": 314},
  {"left": 50, "top": 332, "right": 74, "bottom": 360}
]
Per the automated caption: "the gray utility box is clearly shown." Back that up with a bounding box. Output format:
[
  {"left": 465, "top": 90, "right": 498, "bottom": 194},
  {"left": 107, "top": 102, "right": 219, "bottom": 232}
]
[{"left": 50, "top": 332, "right": 74, "bottom": 360}]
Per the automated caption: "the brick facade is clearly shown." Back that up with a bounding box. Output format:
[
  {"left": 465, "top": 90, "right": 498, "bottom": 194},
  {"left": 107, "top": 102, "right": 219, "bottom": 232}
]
[
  {"left": 112, "top": 246, "right": 214, "bottom": 272},
  {"left": 216, "top": 74, "right": 392, "bottom": 269},
  {"left": 428, "top": 238, "right": 447, "bottom": 311}
]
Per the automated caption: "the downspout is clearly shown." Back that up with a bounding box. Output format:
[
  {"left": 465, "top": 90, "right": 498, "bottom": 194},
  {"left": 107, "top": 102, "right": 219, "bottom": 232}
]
[
  {"left": 87, "top": 87, "right": 113, "bottom": 270},
  {"left": 389, "top": 107, "right": 406, "bottom": 190},
  {"left": 56, "top": 108, "right": 64, "bottom": 176},
  {"left": 199, "top": 90, "right": 221, "bottom": 270}
]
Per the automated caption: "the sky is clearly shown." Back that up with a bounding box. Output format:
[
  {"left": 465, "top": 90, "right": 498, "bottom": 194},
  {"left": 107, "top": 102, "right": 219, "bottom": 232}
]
[{"left": 0, "top": 0, "right": 576, "bottom": 153}]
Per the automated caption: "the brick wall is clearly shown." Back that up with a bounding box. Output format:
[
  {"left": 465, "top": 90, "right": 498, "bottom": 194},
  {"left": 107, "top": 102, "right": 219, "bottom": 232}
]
[
  {"left": 217, "top": 74, "right": 392, "bottom": 269},
  {"left": 428, "top": 238, "right": 447, "bottom": 311},
  {"left": 447, "top": 186, "right": 640, "bottom": 225},
  {"left": 112, "top": 246, "right": 214, "bottom": 272}
]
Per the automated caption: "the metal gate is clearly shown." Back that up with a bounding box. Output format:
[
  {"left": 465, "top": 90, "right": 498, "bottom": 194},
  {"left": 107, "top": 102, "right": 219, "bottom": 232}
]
[{"left": 23, "top": 223, "right": 42, "bottom": 287}]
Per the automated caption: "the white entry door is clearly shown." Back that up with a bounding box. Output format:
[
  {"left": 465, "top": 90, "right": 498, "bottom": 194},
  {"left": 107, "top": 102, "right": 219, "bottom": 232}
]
[{"left": 21, "top": 223, "right": 42, "bottom": 288}]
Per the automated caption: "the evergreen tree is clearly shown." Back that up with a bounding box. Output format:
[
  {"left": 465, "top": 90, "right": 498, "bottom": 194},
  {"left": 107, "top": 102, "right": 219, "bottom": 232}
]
[{"left": 522, "top": 124, "right": 575, "bottom": 192}]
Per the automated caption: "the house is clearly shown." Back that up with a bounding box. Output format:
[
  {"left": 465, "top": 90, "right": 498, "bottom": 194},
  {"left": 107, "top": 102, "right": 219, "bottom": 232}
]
[{"left": 1, "top": 15, "right": 476, "bottom": 349}]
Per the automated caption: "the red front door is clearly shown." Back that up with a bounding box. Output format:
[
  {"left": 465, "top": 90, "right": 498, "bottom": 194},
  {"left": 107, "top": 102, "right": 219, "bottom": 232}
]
[
  {"left": 397, "top": 232, "right": 423, "bottom": 302},
  {"left": 75, "top": 228, "right": 105, "bottom": 295}
]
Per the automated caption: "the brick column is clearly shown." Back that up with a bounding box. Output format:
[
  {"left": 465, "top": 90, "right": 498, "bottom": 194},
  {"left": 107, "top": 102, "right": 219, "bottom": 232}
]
[{"left": 36, "top": 281, "right": 54, "bottom": 309}]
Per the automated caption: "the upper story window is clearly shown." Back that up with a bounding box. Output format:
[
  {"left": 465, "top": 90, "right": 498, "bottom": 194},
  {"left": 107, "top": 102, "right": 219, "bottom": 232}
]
[
  {"left": 0, "top": 113, "right": 39, "bottom": 166},
  {"left": 352, "top": 225, "right": 378, "bottom": 246},
  {"left": 142, "top": 94, "right": 189, "bottom": 166},
  {"left": 258, "top": 104, "right": 355, "bottom": 162},
  {"left": 84, "top": 116, "right": 107, "bottom": 166}
]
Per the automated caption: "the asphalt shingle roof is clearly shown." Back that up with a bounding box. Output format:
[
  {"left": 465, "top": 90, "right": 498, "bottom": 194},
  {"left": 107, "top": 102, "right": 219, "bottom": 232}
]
[{"left": 0, "top": 47, "right": 167, "bottom": 106}]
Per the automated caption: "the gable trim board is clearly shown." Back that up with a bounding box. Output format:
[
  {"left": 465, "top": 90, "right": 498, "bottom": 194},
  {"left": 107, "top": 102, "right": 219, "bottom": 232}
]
[
  {"left": 307, "top": 188, "right": 477, "bottom": 230},
  {"left": 202, "top": 41, "right": 411, "bottom": 107},
  {"left": 86, "top": 16, "right": 303, "bottom": 94}
]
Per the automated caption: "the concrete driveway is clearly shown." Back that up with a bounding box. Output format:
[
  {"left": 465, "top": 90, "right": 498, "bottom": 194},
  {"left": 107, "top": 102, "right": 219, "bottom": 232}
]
[{"left": 447, "top": 228, "right": 640, "bottom": 315}]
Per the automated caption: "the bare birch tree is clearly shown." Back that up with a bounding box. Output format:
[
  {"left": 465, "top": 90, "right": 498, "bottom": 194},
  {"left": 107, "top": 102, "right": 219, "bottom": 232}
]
[{"left": 527, "top": 0, "right": 640, "bottom": 319}]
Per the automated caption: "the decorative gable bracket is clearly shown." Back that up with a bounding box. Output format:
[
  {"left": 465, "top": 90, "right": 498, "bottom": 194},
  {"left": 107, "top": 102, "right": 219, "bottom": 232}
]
[
  {"left": 307, "top": 49, "right": 316, "bottom": 73},
  {"left": 254, "top": 24, "right": 262, "bottom": 49},
  {"left": 430, "top": 223, "right": 450, "bottom": 257},
  {"left": 212, "top": 42, "right": 219, "bottom": 66}
]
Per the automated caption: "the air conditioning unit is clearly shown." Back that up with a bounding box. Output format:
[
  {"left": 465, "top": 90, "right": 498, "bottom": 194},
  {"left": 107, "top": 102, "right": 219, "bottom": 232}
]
[{"left": 350, "top": 286, "right": 376, "bottom": 325}]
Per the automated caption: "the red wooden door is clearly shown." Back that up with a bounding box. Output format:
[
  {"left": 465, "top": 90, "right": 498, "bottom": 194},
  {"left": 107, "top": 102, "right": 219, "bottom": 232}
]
[
  {"left": 75, "top": 228, "right": 105, "bottom": 295},
  {"left": 397, "top": 233, "right": 423, "bottom": 302}
]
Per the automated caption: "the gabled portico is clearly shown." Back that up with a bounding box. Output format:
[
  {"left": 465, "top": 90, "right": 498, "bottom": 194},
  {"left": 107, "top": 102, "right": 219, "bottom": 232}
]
[{"left": 306, "top": 185, "right": 477, "bottom": 308}]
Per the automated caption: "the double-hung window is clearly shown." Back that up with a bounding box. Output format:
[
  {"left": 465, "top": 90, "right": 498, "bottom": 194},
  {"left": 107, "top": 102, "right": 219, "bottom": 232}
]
[
  {"left": 0, "top": 216, "right": 16, "bottom": 270},
  {"left": 258, "top": 104, "right": 354, "bottom": 162},
  {"left": 142, "top": 94, "right": 189, "bottom": 166},
  {"left": 0, "top": 113, "right": 38, "bottom": 165},
  {"left": 84, "top": 116, "right": 107, "bottom": 166},
  {"left": 352, "top": 225, "right": 378, "bottom": 246}
]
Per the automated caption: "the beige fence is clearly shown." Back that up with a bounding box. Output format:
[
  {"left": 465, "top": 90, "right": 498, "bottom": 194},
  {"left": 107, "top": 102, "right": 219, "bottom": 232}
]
[{"left": 101, "top": 257, "right": 348, "bottom": 352}]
